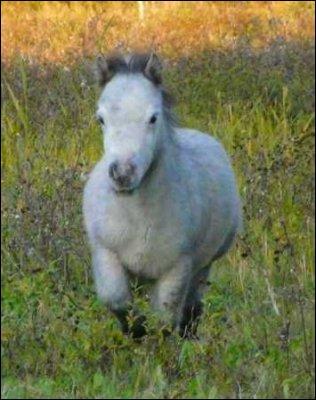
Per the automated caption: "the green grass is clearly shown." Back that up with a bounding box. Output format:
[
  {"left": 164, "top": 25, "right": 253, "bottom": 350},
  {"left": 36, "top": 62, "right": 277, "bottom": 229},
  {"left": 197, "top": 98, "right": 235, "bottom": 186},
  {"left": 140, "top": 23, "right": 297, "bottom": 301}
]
[{"left": 1, "top": 16, "right": 315, "bottom": 400}]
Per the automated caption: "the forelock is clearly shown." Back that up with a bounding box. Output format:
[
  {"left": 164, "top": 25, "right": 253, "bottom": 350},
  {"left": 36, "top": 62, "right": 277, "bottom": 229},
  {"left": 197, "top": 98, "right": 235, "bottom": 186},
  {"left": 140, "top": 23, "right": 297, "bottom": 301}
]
[{"left": 97, "top": 52, "right": 178, "bottom": 127}]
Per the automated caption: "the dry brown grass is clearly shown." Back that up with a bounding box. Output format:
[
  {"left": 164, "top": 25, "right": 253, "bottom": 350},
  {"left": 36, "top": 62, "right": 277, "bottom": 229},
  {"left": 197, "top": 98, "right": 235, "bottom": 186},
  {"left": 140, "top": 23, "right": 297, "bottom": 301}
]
[{"left": 2, "top": 1, "right": 315, "bottom": 65}]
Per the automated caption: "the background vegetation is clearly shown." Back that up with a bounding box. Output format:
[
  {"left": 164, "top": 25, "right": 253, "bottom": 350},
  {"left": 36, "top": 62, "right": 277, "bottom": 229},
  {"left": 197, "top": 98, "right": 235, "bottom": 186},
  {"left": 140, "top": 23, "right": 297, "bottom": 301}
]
[{"left": 1, "top": 1, "right": 315, "bottom": 398}]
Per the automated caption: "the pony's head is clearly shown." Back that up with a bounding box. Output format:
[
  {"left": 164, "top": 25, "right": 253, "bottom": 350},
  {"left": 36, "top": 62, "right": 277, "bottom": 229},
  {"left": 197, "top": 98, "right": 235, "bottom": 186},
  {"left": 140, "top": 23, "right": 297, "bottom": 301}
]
[{"left": 95, "top": 53, "right": 174, "bottom": 193}]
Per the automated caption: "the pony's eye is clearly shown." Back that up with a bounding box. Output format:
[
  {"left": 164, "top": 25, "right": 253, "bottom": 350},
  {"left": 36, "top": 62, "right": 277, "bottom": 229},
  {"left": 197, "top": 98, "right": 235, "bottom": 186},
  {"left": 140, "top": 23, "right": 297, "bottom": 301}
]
[
  {"left": 97, "top": 116, "right": 104, "bottom": 125},
  {"left": 149, "top": 114, "right": 157, "bottom": 124}
]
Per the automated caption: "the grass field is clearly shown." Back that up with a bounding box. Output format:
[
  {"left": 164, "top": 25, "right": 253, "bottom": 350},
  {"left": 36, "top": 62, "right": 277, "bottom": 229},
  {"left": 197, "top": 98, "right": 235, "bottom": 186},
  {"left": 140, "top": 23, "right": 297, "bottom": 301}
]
[{"left": 1, "top": 1, "right": 315, "bottom": 398}]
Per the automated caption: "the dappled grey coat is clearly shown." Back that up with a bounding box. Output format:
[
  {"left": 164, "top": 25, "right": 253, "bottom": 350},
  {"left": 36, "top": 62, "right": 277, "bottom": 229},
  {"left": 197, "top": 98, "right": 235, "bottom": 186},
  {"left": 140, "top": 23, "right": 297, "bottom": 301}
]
[{"left": 83, "top": 53, "right": 242, "bottom": 338}]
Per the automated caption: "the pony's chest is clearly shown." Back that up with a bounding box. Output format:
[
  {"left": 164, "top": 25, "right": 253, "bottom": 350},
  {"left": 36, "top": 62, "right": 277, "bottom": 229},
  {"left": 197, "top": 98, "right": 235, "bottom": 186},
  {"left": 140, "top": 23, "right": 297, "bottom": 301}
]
[{"left": 103, "top": 200, "right": 182, "bottom": 278}]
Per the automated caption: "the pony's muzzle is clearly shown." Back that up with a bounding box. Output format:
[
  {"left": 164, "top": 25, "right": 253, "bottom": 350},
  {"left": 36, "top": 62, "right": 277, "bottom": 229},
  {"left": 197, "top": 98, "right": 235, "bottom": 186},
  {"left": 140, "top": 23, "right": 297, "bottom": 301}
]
[{"left": 109, "top": 161, "right": 136, "bottom": 189}]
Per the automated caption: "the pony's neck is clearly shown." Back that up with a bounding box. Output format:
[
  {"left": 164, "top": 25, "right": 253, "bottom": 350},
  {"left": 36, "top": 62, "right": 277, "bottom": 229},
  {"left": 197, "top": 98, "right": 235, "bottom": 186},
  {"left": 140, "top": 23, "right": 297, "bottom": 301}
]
[
  {"left": 160, "top": 119, "right": 179, "bottom": 166},
  {"left": 140, "top": 119, "right": 179, "bottom": 193}
]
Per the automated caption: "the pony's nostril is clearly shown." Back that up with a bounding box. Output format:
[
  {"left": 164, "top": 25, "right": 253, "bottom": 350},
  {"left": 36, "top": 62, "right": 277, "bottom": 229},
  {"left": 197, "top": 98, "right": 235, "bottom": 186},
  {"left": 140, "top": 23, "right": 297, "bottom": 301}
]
[
  {"left": 109, "top": 162, "right": 118, "bottom": 179},
  {"left": 109, "top": 161, "right": 136, "bottom": 187}
]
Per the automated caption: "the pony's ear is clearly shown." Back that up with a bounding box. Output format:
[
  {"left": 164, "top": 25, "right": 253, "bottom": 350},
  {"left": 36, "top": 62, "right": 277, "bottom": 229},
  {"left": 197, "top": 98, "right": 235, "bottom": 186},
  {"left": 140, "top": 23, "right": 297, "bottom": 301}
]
[
  {"left": 144, "top": 53, "right": 162, "bottom": 85},
  {"left": 95, "top": 55, "right": 112, "bottom": 86},
  {"left": 95, "top": 54, "right": 125, "bottom": 87}
]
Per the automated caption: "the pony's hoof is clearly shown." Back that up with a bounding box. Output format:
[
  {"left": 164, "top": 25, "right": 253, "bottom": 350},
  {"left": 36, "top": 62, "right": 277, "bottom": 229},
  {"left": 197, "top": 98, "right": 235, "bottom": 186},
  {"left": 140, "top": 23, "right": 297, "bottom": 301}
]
[
  {"left": 128, "top": 315, "right": 147, "bottom": 339},
  {"left": 179, "top": 326, "right": 200, "bottom": 340}
]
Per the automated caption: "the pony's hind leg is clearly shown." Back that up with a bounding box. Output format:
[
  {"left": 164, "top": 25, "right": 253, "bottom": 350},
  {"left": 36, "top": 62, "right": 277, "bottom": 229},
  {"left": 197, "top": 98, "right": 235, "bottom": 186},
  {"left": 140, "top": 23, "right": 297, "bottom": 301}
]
[
  {"left": 179, "top": 265, "right": 211, "bottom": 339},
  {"left": 151, "top": 256, "right": 192, "bottom": 334}
]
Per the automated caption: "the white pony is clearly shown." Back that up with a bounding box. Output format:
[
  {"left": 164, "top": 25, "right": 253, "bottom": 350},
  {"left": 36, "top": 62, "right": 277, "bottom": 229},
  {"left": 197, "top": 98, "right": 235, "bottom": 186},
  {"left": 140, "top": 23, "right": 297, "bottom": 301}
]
[{"left": 83, "top": 53, "right": 241, "bottom": 338}]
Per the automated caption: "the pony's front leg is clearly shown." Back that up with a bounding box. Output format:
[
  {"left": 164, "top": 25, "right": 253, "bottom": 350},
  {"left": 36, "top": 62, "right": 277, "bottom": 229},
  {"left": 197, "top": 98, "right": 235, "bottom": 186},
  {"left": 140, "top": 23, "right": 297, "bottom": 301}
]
[
  {"left": 92, "top": 246, "right": 146, "bottom": 338},
  {"left": 151, "top": 257, "right": 192, "bottom": 334}
]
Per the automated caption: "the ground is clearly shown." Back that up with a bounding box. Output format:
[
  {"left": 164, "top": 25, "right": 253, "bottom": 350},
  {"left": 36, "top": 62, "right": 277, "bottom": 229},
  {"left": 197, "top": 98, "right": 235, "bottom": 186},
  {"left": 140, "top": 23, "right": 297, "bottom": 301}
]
[{"left": 1, "top": 2, "right": 315, "bottom": 398}]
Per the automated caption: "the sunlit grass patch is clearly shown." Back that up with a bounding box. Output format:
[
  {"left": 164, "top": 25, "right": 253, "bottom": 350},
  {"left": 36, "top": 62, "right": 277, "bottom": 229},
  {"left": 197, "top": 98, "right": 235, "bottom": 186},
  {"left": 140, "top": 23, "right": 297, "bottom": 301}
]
[{"left": 1, "top": 1, "right": 315, "bottom": 64}]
